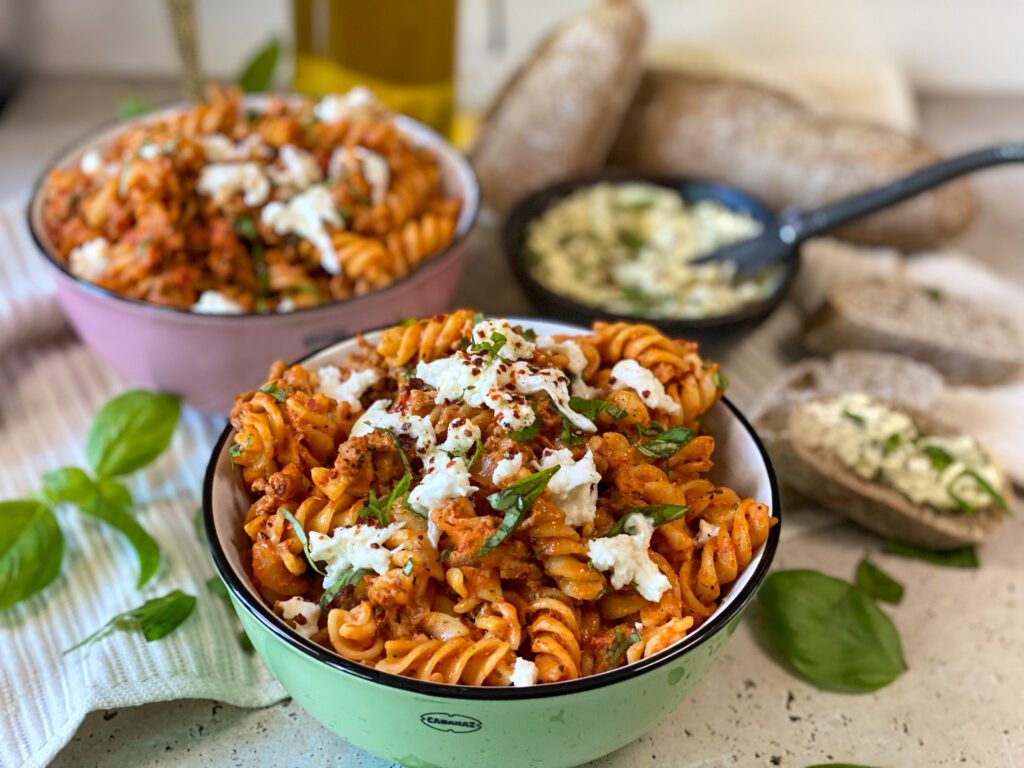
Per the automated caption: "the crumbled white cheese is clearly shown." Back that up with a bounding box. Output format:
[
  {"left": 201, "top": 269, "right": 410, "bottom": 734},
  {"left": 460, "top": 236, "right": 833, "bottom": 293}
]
[
  {"left": 492, "top": 454, "right": 523, "bottom": 485},
  {"left": 314, "top": 87, "right": 379, "bottom": 123},
  {"left": 471, "top": 319, "right": 536, "bottom": 362},
  {"left": 68, "top": 237, "right": 112, "bottom": 282},
  {"left": 510, "top": 657, "right": 539, "bottom": 687},
  {"left": 191, "top": 290, "right": 246, "bottom": 314},
  {"left": 609, "top": 359, "right": 681, "bottom": 416},
  {"left": 587, "top": 514, "right": 670, "bottom": 602},
  {"left": 261, "top": 185, "right": 343, "bottom": 274},
  {"left": 438, "top": 418, "right": 481, "bottom": 455},
  {"left": 694, "top": 519, "right": 720, "bottom": 546},
  {"left": 268, "top": 144, "right": 323, "bottom": 195},
  {"left": 80, "top": 150, "right": 103, "bottom": 175},
  {"left": 317, "top": 366, "right": 380, "bottom": 411},
  {"left": 409, "top": 451, "right": 477, "bottom": 547},
  {"left": 536, "top": 336, "right": 601, "bottom": 398},
  {"left": 277, "top": 596, "right": 321, "bottom": 639},
  {"left": 277, "top": 296, "right": 297, "bottom": 313},
  {"left": 513, "top": 361, "right": 596, "bottom": 433},
  {"left": 538, "top": 448, "right": 601, "bottom": 526},
  {"left": 327, "top": 146, "right": 390, "bottom": 205},
  {"left": 351, "top": 399, "right": 436, "bottom": 454},
  {"left": 308, "top": 522, "right": 405, "bottom": 588},
  {"left": 197, "top": 162, "right": 271, "bottom": 207},
  {"left": 137, "top": 143, "right": 161, "bottom": 160},
  {"left": 199, "top": 133, "right": 272, "bottom": 162}
]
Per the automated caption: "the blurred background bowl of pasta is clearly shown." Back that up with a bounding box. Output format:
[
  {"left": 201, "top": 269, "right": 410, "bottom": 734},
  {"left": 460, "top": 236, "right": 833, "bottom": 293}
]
[
  {"left": 203, "top": 317, "right": 781, "bottom": 768},
  {"left": 26, "top": 92, "right": 479, "bottom": 413}
]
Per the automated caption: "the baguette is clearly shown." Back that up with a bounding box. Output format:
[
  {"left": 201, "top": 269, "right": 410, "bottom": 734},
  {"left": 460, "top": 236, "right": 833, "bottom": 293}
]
[
  {"left": 470, "top": 0, "right": 646, "bottom": 214},
  {"left": 803, "top": 280, "right": 1024, "bottom": 385},
  {"left": 775, "top": 399, "right": 1009, "bottom": 549},
  {"left": 609, "top": 71, "right": 977, "bottom": 250}
]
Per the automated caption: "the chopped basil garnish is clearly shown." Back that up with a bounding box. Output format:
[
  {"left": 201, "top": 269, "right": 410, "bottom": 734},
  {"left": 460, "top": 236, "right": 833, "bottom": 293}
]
[
  {"left": 636, "top": 421, "right": 665, "bottom": 438},
  {"left": 881, "top": 433, "right": 902, "bottom": 455},
  {"left": 558, "top": 412, "right": 585, "bottom": 447},
  {"left": 636, "top": 426, "right": 696, "bottom": 458},
  {"left": 607, "top": 626, "right": 642, "bottom": 665},
  {"left": 477, "top": 466, "right": 560, "bottom": 558},
  {"left": 65, "top": 590, "right": 196, "bottom": 654},
  {"left": 439, "top": 546, "right": 453, "bottom": 561},
  {"left": 471, "top": 312, "right": 486, "bottom": 328},
  {"left": 399, "top": 317, "right": 420, "bottom": 327},
  {"left": 924, "top": 286, "right": 944, "bottom": 302},
  {"left": 956, "top": 469, "right": 1009, "bottom": 514},
  {"left": 259, "top": 382, "right": 288, "bottom": 403},
  {"left": 233, "top": 215, "right": 258, "bottom": 241},
  {"left": 604, "top": 504, "right": 688, "bottom": 537},
  {"left": 507, "top": 420, "right": 539, "bottom": 442},
  {"left": 469, "top": 331, "right": 507, "bottom": 363},
  {"left": 618, "top": 230, "right": 645, "bottom": 254},
  {"left": 842, "top": 409, "right": 866, "bottom": 427},
  {"left": 712, "top": 370, "right": 730, "bottom": 391},
  {"left": 360, "top": 474, "right": 412, "bottom": 526},
  {"left": 375, "top": 427, "right": 412, "bottom": 475},
  {"left": 280, "top": 508, "right": 324, "bottom": 575},
  {"left": 319, "top": 567, "right": 373, "bottom": 610},
  {"left": 229, "top": 434, "right": 252, "bottom": 459},
  {"left": 521, "top": 327, "right": 537, "bottom": 342},
  {"left": 922, "top": 444, "right": 954, "bottom": 472},
  {"left": 568, "top": 396, "right": 628, "bottom": 421}
]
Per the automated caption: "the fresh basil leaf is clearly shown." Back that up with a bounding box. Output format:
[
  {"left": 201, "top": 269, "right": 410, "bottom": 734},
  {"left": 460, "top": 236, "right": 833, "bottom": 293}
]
[
  {"left": 618, "top": 230, "right": 645, "bottom": 253},
  {"left": 922, "top": 444, "right": 954, "bottom": 472},
  {"left": 65, "top": 589, "right": 196, "bottom": 654},
  {"left": 604, "top": 504, "right": 688, "bottom": 538},
  {"left": 855, "top": 558, "right": 904, "bottom": 605},
  {"left": 478, "top": 466, "right": 559, "bottom": 557},
  {"left": 232, "top": 214, "right": 258, "bottom": 241},
  {"left": 712, "top": 370, "right": 729, "bottom": 390},
  {"left": 471, "top": 312, "right": 486, "bottom": 328},
  {"left": 229, "top": 434, "right": 252, "bottom": 460},
  {"left": 636, "top": 421, "right": 665, "bottom": 438},
  {"left": 568, "top": 396, "right": 628, "bottom": 421},
  {"left": 238, "top": 38, "right": 281, "bottom": 92},
  {"left": 521, "top": 327, "right": 537, "bottom": 342},
  {"left": 79, "top": 477, "right": 161, "bottom": 588},
  {"left": 280, "top": 508, "right": 325, "bottom": 575},
  {"left": 607, "top": 626, "right": 642, "bottom": 665},
  {"left": 207, "top": 575, "right": 229, "bottom": 599},
  {"left": 116, "top": 95, "right": 152, "bottom": 120},
  {"left": 558, "top": 413, "right": 584, "bottom": 447},
  {"left": 882, "top": 539, "right": 979, "bottom": 568},
  {"left": 0, "top": 500, "right": 64, "bottom": 611},
  {"left": 507, "top": 420, "right": 539, "bottom": 442},
  {"left": 758, "top": 569, "right": 906, "bottom": 693},
  {"left": 842, "top": 409, "right": 866, "bottom": 427},
  {"left": 636, "top": 426, "right": 696, "bottom": 458},
  {"left": 258, "top": 382, "right": 288, "bottom": 403},
  {"left": 956, "top": 469, "right": 1010, "bottom": 514},
  {"left": 360, "top": 474, "right": 412, "bottom": 527},
  {"left": 438, "top": 546, "right": 453, "bottom": 561},
  {"left": 375, "top": 427, "right": 412, "bottom": 475},
  {"left": 881, "top": 433, "right": 902, "bottom": 455},
  {"left": 319, "top": 566, "right": 373, "bottom": 610},
  {"left": 85, "top": 390, "right": 180, "bottom": 477},
  {"left": 42, "top": 467, "right": 95, "bottom": 504}
]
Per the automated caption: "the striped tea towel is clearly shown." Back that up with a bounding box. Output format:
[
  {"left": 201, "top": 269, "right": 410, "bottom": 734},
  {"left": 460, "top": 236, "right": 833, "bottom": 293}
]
[{"left": 0, "top": 194, "right": 286, "bottom": 768}]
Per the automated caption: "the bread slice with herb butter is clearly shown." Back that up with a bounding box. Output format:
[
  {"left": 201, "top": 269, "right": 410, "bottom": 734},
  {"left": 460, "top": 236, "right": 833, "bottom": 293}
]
[
  {"left": 774, "top": 393, "right": 1010, "bottom": 549},
  {"left": 803, "top": 279, "right": 1024, "bottom": 385}
]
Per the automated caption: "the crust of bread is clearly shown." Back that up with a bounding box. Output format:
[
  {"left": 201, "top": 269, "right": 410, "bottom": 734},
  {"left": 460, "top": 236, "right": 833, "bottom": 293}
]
[
  {"left": 470, "top": 0, "right": 646, "bottom": 213},
  {"left": 774, "top": 399, "right": 1008, "bottom": 549},
  {"left": 609, "top": 70, "right": 977, "bottom": 250},
  {"left": 803, "top": 280, "right": 1024, "bottom": 385}
]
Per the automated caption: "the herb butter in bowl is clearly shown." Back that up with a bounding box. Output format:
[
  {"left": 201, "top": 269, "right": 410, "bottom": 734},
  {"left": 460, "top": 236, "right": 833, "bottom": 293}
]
[{"left": 505, "top": 175, "right": 794, "bottom": 338}]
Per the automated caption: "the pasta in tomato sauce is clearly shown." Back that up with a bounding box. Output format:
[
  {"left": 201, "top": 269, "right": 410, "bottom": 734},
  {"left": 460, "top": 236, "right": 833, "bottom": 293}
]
[{"left": 229, "top": 313, "right": 773, "bottom": 686}]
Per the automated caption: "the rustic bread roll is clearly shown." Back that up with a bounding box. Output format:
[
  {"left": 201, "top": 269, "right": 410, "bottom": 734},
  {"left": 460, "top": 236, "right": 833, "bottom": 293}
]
[
  {"left": 772, "top": 399, "right": 1009, "bottom": 549},
  {"left": 609, "top": 71, "right": 977, "bottom": 250},
  {"left": 803, "top": 280, "right": 1024, "bottom": 385},
  {"left": 470, "top": 0, "right": 646, "bottom": 214}
]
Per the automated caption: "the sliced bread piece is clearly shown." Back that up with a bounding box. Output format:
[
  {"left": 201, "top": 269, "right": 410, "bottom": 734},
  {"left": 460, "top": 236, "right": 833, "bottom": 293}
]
[
  {"left": 774, "top": 398, "right": 1009, "bottom": 549},
  {"left": 803, "top": 279, "right": 1024, "bottom": 385}
]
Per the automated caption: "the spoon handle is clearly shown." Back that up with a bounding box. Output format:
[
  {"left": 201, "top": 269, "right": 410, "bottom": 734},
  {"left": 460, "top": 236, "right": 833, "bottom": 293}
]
[{"left": 781, "top": 142, "right": 1024, "bottom": 243}]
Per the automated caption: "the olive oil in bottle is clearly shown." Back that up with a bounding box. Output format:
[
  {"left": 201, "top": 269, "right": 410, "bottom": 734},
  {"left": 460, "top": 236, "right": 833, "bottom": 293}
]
[{"left": 293, "top": 0, "right": 457, "bottom": 136}]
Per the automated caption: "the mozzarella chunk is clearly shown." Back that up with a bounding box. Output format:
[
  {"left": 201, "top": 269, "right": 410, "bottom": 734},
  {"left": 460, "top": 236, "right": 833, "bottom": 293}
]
[
  {"left": 438, "top": 418, "right": 481, "bottom": 454},
  {"left": 314, "top": 87, "right": 379, "bottom": 123},
  {"left": 191, "top": 290, "right": 246, "bottom": 314},
  {"left": 68, "top": 237, "right": 112, "bottom": 282},
  {"left": 409, "top": 451, "right": 477, "bottom": 547},
  {"left": 538, "top": 448, "right": 601, "bottom": 526},
  {"left": 199, "top": 133, "right": 272, "bottom": 162},
  {"left": 80, "top": 150, "right": 104, "bottom": 175},
  {"left": 351, "top": 399, "right": 436, "bottom": 454},
  {"left": 472, "top": 319, "right": 536, "bottom": 361},
  {"left": 268, "top": 144, "right": 323, "bottom": 194},
  {"left": 308, "top": 522, "right": 405, "bottom": 588},
  {"left": 277, "top": 597, "right": 321, "bottom": 639},
  {"left": 512, "top": 362, "right": 596, "bottom": 433},
  {"left": 416, "top": 355, "right": 535, "bottom": 433},
  {"left": 694, "top": 519, "right": 720, "bottom": 546},
  {"left": 510, "top": 657, "right": 539, "bottom": 687},
  {"left": 492, "top": 454, "right": 523, "bottom": 485},
  {"left": 609, "top": 359, "right": 681, "bottom": 415},
  {"left": 536, "top": 336, "right": 601, "bottom": 398},
  {"left": 197, "top": 162, "right": 270, "bottom": 207},
  {"left": 328, "top": 146, "right": 391, "bottom": 205},
  {"left": 586, "top": 514, "right": 670, "bottom": 602},
  {"left": 317, "top": 366, "right": 380, "bottom": 411},
  {"left": 277, "top": 296, "right": 297, "bottom": 313},
  {"left": 261, "top": 185, "right": 343, "bottom": 274}
]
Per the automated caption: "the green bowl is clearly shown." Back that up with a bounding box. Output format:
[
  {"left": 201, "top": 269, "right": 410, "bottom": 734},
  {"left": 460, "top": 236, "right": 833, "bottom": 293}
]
[{"left": 203, "top": 318, "right": 781, "bottom": 768}]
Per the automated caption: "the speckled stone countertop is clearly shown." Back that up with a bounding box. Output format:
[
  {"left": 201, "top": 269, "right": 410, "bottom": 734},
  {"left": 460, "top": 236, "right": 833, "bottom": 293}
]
[{"left": 3, "top": 79, "right": 1021, "bottom": 767}]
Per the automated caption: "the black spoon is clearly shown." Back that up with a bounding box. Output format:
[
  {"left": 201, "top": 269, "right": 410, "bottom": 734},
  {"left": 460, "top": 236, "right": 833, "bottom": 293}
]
[{"left": 693, "top": 142, "right": 1024, "bottom": 277}]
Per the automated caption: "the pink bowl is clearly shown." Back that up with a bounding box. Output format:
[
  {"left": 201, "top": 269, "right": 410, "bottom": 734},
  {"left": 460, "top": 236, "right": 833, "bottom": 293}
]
[{"left": 27, "top": 100, "right": 479, "bottom": 414}]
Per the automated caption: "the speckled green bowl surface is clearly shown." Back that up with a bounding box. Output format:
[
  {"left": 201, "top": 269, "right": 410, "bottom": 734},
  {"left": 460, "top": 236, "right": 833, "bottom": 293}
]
[{"left": 204, "top": 318, "right": 781, "bottom": 768}]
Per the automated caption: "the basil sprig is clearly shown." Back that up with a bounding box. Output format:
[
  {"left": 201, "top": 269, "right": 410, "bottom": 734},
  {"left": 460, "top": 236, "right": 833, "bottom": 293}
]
[
  {"left": 855, "top": 558, "right": 904, "bottom": 605},
  {"left": 319, "top": 567, "right": 373, "bottom": 610},
  {"left": 604, "top": 504, "right": 688, "bottom": 538},
  {"left": 65, "top": 589, "right": 196, "bottom": 654},
  {"left": 635, "top": 426, "right": 696, "bottom": 458},
  {"left": 280, "top": 508, "right": 325, "bottom": 576},
  {"left": 607, "top": 625, "right": 642, "bottom": 665},
  {"left": 507, "top": 420, "right": 539, "bottom": 442},
  {"left": 477, "top": 466, "right": 559, "bottom": 558},
  {"left": 259, "top": 381, "right": 288, "bottom": 403},
  {"left": 842, "top": 409, "right": 866, "bottom": 427},
  {"left": 0, "top": 501, "right": 64, "bottom": 611},
  {"left": 568, "top": 397, "right": 627, "bottom": 421},
  {"left": 953, "top": 469, "right": 1009, "bottom": 515},
  {"left": 360, "top": 475, "right": 413, "bottom": 526},
  {"left": 758, "top": 569, "right": 906, "bottom": 692},
  {"left": 922, "top": 444, "right": 954, "bottom": 472},
  {"left": 882, "top": 539, "right": 979, "bottom": 569},
  {"left": 469, "top": 331, "right": 507, "bottom": 363},
  {"left": 238, "top": 38, "right": 281, "bottom": 93}
]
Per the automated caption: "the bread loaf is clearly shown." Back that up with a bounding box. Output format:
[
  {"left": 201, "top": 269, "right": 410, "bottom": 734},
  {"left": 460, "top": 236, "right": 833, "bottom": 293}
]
[
  {"left": 610, "top": 71, "right": 977, "bottom": 250},
  {"left": 470, "top": 0, "right": 646, "bottom": 214}
]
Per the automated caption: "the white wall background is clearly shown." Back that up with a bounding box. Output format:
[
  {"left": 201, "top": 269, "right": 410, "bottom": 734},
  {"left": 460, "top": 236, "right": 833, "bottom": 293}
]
[{"left": 18, "top": 0, "right": 1024, "bottom": 104}]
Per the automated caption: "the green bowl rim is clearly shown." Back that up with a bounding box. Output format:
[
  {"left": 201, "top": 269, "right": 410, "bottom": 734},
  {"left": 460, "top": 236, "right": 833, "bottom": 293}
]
[{"left": 203, "top": 319, "right": 782, "bottom": 700}]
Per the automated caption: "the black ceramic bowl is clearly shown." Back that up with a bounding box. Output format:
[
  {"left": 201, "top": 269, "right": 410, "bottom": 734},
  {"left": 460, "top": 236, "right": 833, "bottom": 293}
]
[{"left": 503, "top": 170, "right": 798, "bottom": 343}]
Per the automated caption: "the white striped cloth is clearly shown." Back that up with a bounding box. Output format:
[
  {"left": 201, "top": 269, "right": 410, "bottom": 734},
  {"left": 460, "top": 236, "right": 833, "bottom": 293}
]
[{"left": 0, "top": 195, "right": 286, "bottom": 768}]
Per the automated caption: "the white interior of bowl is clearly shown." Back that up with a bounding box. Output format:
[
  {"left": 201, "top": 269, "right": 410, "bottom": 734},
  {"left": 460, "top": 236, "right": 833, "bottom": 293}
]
[{"left": 210, "top": 318, "right": 776, "bottom": 659}]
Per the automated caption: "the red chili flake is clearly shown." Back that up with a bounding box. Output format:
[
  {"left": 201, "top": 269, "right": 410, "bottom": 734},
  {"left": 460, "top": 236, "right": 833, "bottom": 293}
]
[
  {"left": 369, "top": 542, "right": 381, "bottom": 549},
  {"left": 642, "top": 390, "right": 651, "bottom": 398}
]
